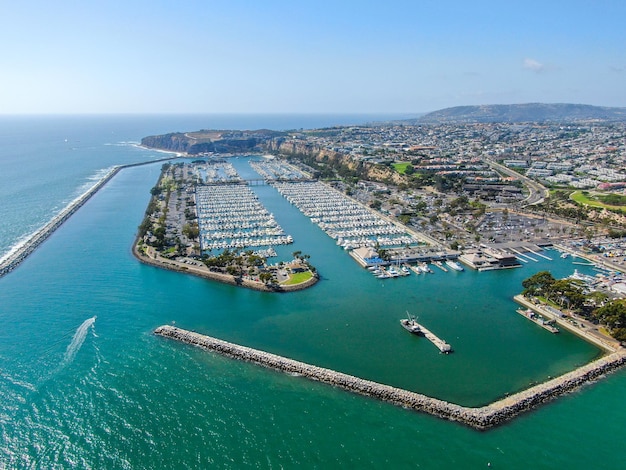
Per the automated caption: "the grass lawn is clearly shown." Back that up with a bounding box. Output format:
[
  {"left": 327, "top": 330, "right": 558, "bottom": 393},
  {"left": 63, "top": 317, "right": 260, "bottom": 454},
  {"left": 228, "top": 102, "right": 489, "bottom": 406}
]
[
  {"left": 282, "top": 271, "right": 313, "bottom": 285},
  {"left": 392, "top": 162, "right": 411, "bottom": 174},
  {"left": 570, "top": 191, "right": 626, "bottom": 213}
]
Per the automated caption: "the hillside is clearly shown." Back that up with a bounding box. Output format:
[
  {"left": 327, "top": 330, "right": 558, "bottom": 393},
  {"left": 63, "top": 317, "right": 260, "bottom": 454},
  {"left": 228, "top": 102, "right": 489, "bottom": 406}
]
[{"left": 414, "top": 103, "right": 626, "bottom": 124}]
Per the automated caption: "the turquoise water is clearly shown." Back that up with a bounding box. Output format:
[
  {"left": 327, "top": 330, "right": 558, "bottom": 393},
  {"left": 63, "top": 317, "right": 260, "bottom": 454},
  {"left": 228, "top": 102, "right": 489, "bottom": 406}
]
[{"left": 1, "top": 116, "right": 625, "bottom": 468}]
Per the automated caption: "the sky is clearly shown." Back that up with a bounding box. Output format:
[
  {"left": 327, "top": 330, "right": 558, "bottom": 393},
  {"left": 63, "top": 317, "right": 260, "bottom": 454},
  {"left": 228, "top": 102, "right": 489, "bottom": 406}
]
[{"left": 1, "top": 0, "right": 625, "bottom": 114}]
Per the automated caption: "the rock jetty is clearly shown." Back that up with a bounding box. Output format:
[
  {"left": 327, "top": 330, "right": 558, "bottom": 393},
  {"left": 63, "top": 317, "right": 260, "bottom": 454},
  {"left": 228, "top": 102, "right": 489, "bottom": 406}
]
[
  {"left": 0, "top": 166, "right": 121, "bottom": 278},
  {"left": 0, "top": 156, "right": 178, "bottom": 279},
  {"left": 155, "top": 325, "right": 625, "bottom": 430}
]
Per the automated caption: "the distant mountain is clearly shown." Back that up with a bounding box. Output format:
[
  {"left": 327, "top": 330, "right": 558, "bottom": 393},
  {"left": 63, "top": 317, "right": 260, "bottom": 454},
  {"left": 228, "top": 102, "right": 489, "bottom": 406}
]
[{"left": 412, "top": 103, "right": 626, "bottom": 124}]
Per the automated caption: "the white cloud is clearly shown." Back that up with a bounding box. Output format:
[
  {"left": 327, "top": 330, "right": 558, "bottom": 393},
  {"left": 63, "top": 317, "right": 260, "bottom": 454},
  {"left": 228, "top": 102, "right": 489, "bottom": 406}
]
[{"left": 523, "top": 58, "right": 546, "bottom": 73}]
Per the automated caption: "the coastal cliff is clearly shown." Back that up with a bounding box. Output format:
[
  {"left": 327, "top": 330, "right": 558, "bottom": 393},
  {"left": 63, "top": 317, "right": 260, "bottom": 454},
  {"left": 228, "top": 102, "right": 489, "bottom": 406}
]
[
  {"left": 263, "top": 137, "right": 404, "bottom": 185},
  {"left": 141, "top": 129, "right": 284, "bottom": 155}
]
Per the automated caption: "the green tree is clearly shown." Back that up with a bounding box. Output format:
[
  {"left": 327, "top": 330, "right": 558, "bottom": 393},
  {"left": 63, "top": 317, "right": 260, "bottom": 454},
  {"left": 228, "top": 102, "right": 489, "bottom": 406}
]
[
  {"left": 521, "top": 271, "right": 555, "bottom": 297},
  {"left": 593, "top": 300, "right": 626, "bottom": 342}
]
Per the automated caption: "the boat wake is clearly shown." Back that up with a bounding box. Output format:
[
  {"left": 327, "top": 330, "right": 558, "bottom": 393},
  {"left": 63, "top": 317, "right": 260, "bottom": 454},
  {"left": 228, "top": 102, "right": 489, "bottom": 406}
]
[{"left": 60, "top": 316, "right": 97, "bottom": 367}]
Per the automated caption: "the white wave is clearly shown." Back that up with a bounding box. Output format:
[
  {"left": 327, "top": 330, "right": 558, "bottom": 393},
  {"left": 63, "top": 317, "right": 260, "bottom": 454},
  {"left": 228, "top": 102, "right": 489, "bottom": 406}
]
[
  {"left": 72, "top": 166, "right": 117, "bottom": 196},
  {"left": 104, "top": 141, "right": 141, "bottom": 146},
  {"left": 0, "top": 166, "right": 119, "bottom": 263},
  {"left": 0, "top": 371, "right": 37, "bottom": 392},
  {"left": 0, "top": 231, "right": 35, "bottom": 264},
  {"left": 61, "top": 316, "right": 97, "bottom": 366}
]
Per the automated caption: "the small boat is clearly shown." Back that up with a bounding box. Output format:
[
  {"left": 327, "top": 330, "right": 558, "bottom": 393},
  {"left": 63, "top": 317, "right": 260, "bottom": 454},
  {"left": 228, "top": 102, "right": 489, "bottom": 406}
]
[
  {"left": 420, "top": 262, "right": 433, "bottom": 274},
  {"left": 410, "top": 265, "right": 421, "bottom": 275}
]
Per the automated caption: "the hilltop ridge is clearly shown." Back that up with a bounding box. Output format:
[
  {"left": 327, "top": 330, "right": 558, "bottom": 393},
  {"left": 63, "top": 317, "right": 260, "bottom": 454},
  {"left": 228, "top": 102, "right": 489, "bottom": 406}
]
[{"left": 411, "top": 103, "right": 626, "bottom": 124}]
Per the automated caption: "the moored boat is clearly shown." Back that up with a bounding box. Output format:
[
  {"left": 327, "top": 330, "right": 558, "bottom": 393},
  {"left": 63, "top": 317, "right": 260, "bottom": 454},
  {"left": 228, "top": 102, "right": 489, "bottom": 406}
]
[
  {"left": 400, "top": 313, "right": 422, "bottom": 335},
  {"left": 445, "top": 259, "right": 464, "bottom": 271}
]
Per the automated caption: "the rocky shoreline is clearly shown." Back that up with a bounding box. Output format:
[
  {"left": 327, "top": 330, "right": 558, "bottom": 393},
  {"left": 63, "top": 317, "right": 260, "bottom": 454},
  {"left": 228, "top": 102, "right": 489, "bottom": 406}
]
[{"left": 154, "top": 325, "right": 626, "bottom": 430}]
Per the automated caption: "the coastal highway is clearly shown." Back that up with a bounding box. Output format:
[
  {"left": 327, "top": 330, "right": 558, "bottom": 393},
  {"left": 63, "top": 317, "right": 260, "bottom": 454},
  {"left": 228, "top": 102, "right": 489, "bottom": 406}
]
[{"left": 485, "top": 158, "right": 549, "bottom": 206}]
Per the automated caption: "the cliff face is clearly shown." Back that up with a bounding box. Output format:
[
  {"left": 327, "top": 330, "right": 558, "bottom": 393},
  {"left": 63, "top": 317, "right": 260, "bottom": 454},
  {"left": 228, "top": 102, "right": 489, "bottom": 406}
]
[
  {"left": 141, "top": 134, "right": 264, "bottom": 154},
  {"left": 262, "top": 138, "right": 404, "bottom": 185},
  {"left": 141, "top": 131, "right": 404, "bottom": 186},
  {"left": 141, "top": 133, "right": 191, "bottom": 152}
]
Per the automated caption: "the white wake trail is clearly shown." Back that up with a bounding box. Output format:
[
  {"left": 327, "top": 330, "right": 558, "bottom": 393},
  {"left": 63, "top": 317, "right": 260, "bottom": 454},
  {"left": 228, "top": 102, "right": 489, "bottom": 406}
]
[{"left": 61, "top": 316, "right": 97, "bottom": 366}]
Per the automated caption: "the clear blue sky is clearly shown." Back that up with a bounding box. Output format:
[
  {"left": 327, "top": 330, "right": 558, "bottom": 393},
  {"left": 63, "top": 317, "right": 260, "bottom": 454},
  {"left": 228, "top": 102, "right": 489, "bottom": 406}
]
[{"left": 2, "top": 0, "right": 625, "bottom": 114}]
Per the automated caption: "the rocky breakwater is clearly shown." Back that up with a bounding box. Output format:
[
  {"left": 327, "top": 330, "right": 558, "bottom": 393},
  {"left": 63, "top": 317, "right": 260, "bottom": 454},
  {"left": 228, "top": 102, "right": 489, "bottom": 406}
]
[
  {"left": 0, "top": 166, "right": 121, "bottom": 278},
  {"left": 155, "top": 325, "right": 626, "bottom": 430},
  {"left": 476, "top": 350, "right": 626, "bottom": 428},
  {"left": 154, "top": 325, "right": 471, "bottom": 425}
]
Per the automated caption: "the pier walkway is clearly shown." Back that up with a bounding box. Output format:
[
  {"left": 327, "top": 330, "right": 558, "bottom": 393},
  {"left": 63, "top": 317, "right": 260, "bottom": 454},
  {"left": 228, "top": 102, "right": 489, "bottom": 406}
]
[
  {"left": 155, "top": 325, "right": 625, "bottom": 430},
  {"left": 418, "top": 324, "right": 452, "bottom": 353}
]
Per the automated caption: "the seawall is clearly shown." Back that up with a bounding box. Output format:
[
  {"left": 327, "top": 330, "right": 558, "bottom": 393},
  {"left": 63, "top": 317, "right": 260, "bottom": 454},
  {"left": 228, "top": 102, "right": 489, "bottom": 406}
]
[{"left": 154, "top": 325, "right": 626, "bottom": 430}]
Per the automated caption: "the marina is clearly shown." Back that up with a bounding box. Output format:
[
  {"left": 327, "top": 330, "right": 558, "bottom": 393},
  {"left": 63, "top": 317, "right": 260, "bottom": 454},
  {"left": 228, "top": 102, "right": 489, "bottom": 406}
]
[
  {"left": 196, "top": 180, "right": 293, "bottom": 252},
  {"left": 193, "top": 160, "right": 243, "bottom": 184},
  {"left": 272, "top": 180, "right": 421, "bottom": 250},
  {"left": 249, "top": 159, "right": 311, "bottom": 181}
]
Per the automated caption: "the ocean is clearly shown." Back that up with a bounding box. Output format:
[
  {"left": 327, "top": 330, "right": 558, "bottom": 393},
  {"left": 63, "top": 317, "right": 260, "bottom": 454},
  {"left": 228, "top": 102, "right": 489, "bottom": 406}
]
[{"left": 0, "top": 115, "right": 624, "bottom": 469}]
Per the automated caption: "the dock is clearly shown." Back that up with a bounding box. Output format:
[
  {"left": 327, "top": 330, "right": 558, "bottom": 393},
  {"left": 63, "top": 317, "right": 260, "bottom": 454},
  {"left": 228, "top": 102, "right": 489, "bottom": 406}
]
[
  {"left": 510, "top": 248, "right": 538, "bottom": 262},
  {"left": 433, "top": 261, "right": 448, "bottom": 272},
  {"left": 418, "top": 323, "right": 453, "bottom": 353},
  {"left": 516, "top": 308, "right": 559, "bottom": 333}
]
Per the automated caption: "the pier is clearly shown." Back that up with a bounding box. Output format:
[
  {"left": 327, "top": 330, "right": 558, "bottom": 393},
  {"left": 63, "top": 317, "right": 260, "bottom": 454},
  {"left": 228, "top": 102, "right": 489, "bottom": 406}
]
[
  {"left": 516, "top": 308, "right": 559, "bottom": 334},
  {"left": 154, "top": 325, "right": 626, "bottom": 430},
  {"left": 418, "top": 323, "right": 453, "bottom": 353},
  {"left": 514, "top": 294, "right": 622, "bottom": 352}
]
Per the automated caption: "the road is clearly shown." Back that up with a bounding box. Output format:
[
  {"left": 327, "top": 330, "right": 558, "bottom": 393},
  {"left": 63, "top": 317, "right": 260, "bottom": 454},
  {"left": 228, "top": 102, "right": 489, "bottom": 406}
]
[{"left": 485, "top": 158, "right": 549, "bottom": 205}]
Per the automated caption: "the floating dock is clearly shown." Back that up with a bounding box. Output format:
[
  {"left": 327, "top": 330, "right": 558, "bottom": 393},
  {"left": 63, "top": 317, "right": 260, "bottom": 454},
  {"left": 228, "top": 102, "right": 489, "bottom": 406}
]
[
  {"left": 433, "top": 261, "right": 448, "bottom": 272},
  {"left": 154, "top": 325, "right": 626, "bottom": 430},
  {"left": 516, "top": 308, "right": 559, "bottom": 333}
]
